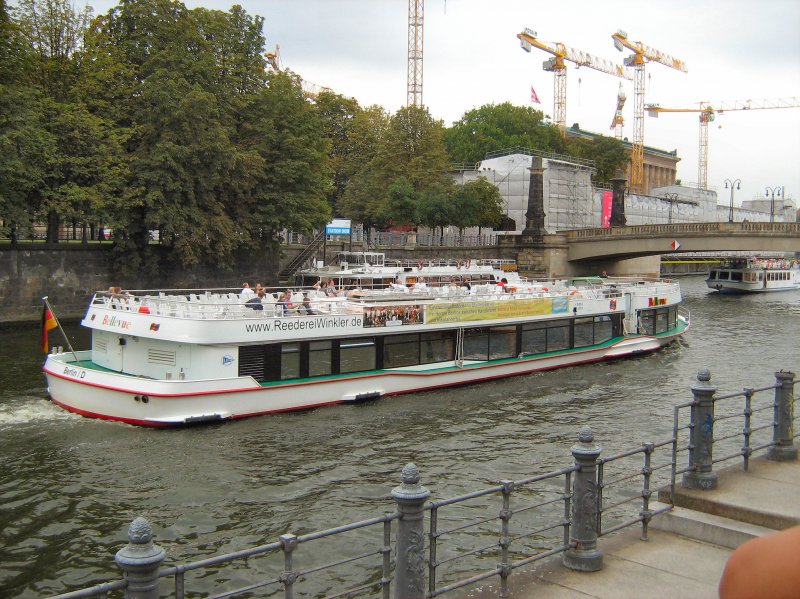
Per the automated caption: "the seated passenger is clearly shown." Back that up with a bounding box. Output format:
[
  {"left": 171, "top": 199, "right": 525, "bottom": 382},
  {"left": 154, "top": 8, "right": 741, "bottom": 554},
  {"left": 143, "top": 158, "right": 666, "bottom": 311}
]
[{"left": 299, "top": 296, "right": 316, "bottom": 315}]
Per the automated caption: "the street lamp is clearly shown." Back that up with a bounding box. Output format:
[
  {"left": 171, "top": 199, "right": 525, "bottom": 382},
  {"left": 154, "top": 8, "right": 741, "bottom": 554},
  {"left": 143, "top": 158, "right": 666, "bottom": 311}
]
[
  {"left": 724, "top": 178, "right": 740, "bottom": 223},
  {"left": 765, "top": 186, "right": 783, "bottom": 223}
]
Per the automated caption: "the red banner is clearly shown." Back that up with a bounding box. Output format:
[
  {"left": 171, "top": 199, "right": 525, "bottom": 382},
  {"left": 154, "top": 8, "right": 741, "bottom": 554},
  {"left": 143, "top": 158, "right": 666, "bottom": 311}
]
[{"left": 601, "top": 191, "right": 613, "bottom": 228}]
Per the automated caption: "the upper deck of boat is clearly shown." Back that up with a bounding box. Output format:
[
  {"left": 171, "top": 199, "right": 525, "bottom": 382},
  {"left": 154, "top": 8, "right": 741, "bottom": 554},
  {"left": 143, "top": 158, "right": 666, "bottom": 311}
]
[{"left": 89, "top": 277, "right": 681, "bottom": 323}]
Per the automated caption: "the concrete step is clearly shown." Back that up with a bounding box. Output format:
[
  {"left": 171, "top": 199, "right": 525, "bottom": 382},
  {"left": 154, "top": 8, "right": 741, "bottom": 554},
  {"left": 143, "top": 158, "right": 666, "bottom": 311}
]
[{"left": 649, "top": 501, "right": 775, "bottom": 549}]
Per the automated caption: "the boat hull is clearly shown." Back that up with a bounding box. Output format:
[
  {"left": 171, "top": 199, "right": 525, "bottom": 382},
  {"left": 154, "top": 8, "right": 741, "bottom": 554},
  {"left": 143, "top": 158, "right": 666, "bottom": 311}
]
[{"left": 43, "top": 331, "right": 682, "bottom": 427}]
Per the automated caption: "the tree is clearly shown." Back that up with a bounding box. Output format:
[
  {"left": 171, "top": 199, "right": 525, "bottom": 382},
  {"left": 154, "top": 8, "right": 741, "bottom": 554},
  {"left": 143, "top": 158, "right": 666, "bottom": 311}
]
[
  {"left": 565, "top": 135, "right": 627, "bottom": 188},
  {"left": 380, "top": 177, "right": 418, "bottom": 228},
  {"left": 0, "top": 0, "right": 54, "bottom": 242},
  {"left": 341, "top": 105, "right": 451, "bottom": 231},
  {"left": 314, "top": 91, "right": 363, "bottom": 214},
  {"left": 445, "top": 102, "right": 564, "bottom": 165},
  {"left": 232, "top": 70, "right": 332, "bottom": 249},
  {"left": 451, "top": 177, "right": 504, "bottom": 234},
  {"left": 9, "top": 0, "right": 118, "bottom": 243}
]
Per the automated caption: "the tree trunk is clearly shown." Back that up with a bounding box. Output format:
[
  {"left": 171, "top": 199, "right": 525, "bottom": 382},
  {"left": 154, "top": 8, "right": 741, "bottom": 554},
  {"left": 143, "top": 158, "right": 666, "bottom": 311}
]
[{"left": 47, "top": 210, "right": 60, "bottom": 243}]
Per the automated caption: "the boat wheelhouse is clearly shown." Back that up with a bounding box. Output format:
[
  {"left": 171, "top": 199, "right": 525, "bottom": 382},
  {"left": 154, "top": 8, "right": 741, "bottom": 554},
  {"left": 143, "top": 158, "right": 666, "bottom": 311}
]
[
  {"left": 43, "top": 274, "right": 689, "bottom": 427},
  {"left": 706, "top": 257, "right": 800, "bottom": 293}
]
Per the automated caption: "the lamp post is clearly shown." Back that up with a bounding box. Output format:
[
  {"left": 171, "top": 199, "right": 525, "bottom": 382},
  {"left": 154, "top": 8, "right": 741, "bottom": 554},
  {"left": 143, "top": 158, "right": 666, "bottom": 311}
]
[
  {"left": 765, "top": 186, "right": 783, "bottom": 223},
  {"left": 663, "top": 193, "right": 679, "bottom": 224},
  {"left": 724, "top": 178, "right": 740, "bottom": 223}
]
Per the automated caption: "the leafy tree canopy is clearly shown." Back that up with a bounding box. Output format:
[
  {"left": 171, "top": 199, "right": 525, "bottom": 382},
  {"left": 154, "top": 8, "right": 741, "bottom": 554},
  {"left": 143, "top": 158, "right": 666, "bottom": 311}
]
[{"left": 445, "top": 102, "right": 564, "bottom": 165}]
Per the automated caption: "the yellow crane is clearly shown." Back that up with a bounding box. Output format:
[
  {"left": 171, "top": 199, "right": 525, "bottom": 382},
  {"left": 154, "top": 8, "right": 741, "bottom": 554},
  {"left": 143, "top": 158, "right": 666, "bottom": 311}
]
[
  {"left": 264, "top": 44, "right": 332, "bottom": 100},
  {"left": 612, "top": 30, "right": 687, "bottom": 194},
  {"left": 610, "top": 82, "right": 627, "bottom": 140},
  {"left": 646, "top": 98, "right": 800, "bottom": 189},
  {"left": 517, "top": 28, "right": 632, "bottom": 138}
]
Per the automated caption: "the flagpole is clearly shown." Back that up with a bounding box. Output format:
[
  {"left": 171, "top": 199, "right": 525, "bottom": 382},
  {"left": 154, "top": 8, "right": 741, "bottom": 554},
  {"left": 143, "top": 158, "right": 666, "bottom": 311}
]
[{"left": 42, "top": 296, "right": 80, "bottom": 363}]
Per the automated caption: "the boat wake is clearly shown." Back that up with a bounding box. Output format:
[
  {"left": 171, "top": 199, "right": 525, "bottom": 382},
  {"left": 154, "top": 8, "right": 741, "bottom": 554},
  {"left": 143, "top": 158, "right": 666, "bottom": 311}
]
[{"left": 0, "top": 396, "right": 76, "bottom": 426}]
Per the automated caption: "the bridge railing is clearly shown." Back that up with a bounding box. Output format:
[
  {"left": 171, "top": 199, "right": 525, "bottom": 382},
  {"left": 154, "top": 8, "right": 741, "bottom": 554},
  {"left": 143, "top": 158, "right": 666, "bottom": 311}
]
[
  {"left": 565, "top": 222, "right": 800, "bottom": 239},
  {"left": 48, "top": 369, "right": 796, "bottom": 599}
]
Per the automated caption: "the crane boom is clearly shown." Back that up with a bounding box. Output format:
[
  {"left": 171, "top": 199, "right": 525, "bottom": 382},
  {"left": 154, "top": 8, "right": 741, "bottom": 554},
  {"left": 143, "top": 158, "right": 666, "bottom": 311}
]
[
  {"left": 645, "top": 98, "right": 800, "bottom": 189},
  {"left": 612, "top": 30, "right": 687, "bottom": 194},
  {"left": 518, "top": 28, "right": 631, "bottom": 136},
  {"left": 612, "top": 31, "right": 687, "bottom": 72}
]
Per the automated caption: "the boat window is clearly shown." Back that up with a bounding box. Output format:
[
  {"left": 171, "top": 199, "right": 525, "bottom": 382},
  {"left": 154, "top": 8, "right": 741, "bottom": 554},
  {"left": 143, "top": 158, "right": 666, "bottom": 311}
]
[
  {"left": 421, "top": 331, "right": 454, "bottom": 364},
  {"left": 489, "top": 325, "right": 516, "bottom": 359},
  {"left": 308, "top": 340, "right": 333, "bottom": 377},
  {"left": 520, "top": 325, "right": 547, "bottom": 355},
  {"left": 546, "top": 323, "right": 570, "bottom": 352},
  {"left": 464, "top": 328, "right": 489, "bottom": 361},
  {"left": 655, "top": 310, "right": 669, "bottom": 334},
  {"left": 573, "top": 317, "right": 595, "bottom": 348},
  {"left": 340, "top": 337, "right": 375, "bottom": 373},
  {"left": 384, "top": 333, "right": 419, "bottom": 368},
  {"left": 731, "top": 272, "right": 743, "bottom": 282},
  {"left": 281, "top": 343, "right": 301, "bottom": 380},
  {"left": 594, "top": 315, "right": 614, "bottom": 343}
]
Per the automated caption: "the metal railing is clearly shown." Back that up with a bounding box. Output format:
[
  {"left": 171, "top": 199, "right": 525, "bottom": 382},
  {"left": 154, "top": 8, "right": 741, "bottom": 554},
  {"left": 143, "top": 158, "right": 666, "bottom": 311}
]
[{"left": 48, "top": 369, "right": 796, "bottom": 599}]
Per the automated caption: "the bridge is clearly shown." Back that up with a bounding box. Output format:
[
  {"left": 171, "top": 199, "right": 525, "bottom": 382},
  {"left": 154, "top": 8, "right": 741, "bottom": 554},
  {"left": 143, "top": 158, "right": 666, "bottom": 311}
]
[{"left": 564, "top": 222, "right": 800, "bottom": 261}]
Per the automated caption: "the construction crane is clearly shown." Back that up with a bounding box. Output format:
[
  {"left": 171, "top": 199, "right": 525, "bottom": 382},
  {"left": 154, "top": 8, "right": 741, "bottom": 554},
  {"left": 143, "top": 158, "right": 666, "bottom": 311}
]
[
  {"left": 517, "top": 28, "right": 632, "bottom": 138},
  {"left": 610, "top": 82, "right": 627, "bottom": 140},
  {"left": 612, "top": 30, "right": 687, "bottom": 194},
  {"left": 407, "top": 0, "right": 424, "bottom": 106},
  {"left": 264, "top": 44, "right": 332, "bottom": 100},
  {"left": 646, "top": 97, "right": 800, "bottom": 189}
]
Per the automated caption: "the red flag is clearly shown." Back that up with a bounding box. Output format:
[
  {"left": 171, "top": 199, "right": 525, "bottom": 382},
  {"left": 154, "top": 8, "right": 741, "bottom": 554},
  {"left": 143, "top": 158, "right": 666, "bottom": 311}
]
[
  {"left": 530, "top": 85, "right": 541, "bottom": 104},
  {"left": 39, "top": 304, "right": 57, "bottom": 353}
]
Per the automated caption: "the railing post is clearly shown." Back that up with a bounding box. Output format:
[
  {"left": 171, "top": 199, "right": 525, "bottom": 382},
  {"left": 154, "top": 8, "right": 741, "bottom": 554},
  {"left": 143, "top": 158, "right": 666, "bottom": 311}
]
[
  {"left": 280, "top": 533, "right": 298, "bottom": 599},
  {"left": 114, "top": 517, "right": 166, "bottom": 599},
  {"left": 683, "top": 368, "right": 718, "bottom": 490},
  {"left": 391, "top": 463, "right": 431, "bottom": 599},
  {"left": 767, "top": 370, "right": 797, "bottom": 461},
  {"left": 563, "top": 426, "right": 603, "bottom": 572}
]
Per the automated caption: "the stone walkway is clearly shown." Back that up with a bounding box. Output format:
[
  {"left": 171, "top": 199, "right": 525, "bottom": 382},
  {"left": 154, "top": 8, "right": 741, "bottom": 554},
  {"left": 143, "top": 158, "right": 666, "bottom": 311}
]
[{"left": 462, "top": 456, "right": 800, "bottom": 598}]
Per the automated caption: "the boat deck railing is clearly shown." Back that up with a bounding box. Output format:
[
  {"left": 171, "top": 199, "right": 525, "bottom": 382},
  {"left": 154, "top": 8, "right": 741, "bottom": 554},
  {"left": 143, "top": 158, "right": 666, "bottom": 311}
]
[{"left": 88, "top": 278, "right": 679, "bottom": 322}]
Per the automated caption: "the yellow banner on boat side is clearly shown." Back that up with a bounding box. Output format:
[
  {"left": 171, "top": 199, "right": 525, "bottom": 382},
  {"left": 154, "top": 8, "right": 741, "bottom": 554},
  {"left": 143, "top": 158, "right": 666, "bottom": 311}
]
[{"left": 425, "top": 297, "right": 556, "bottom": 324}]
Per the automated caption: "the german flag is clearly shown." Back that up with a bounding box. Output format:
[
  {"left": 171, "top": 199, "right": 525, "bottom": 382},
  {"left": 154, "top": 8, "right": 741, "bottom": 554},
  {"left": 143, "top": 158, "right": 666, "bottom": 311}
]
[{"left": 39, "top": 304, "right": 58, "bottom": 353}]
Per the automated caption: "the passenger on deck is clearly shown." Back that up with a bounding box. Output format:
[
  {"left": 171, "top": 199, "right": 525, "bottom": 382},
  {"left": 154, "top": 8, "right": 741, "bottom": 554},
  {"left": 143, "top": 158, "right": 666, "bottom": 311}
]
[
  {"left": 277, "top": 290, "right": 295, "bottom": 315},
  {"left": 324, "top": 279, "right": 338, "bottom": 297},
  {"left": 240, "top": 282, "right": 255, "bottom": 300},
  {"left": 390, "top": 278, "right": 406, "bottom": 292},
  {"left": 299, "top": 295, "right": 316, "bottom": 315},
  {"left": 414, "top": 277, "right": 427, "bottom": 291}
]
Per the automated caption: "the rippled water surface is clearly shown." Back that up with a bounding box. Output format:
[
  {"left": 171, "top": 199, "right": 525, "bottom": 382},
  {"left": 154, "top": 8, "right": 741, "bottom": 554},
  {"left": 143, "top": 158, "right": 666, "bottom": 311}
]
[{"left": 1, "top": 276, "right": 798, "bottom": 597}]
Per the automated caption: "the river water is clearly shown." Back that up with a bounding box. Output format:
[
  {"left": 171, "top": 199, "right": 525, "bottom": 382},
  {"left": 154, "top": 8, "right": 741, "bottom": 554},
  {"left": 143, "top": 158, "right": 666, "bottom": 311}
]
[{"left": 1, "top": 276, "right": 798, "bottom": 597}]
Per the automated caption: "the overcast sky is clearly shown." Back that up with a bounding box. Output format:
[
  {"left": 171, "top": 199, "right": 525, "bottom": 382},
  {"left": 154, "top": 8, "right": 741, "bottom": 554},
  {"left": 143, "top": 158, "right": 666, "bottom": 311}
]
[{"left": 87, "top": 0, "right": 800, "bottom": 208}]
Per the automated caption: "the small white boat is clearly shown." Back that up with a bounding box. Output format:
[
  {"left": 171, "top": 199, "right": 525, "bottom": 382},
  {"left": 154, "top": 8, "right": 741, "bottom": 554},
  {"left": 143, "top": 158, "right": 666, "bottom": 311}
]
[
  {"left": 706, "top": 258, "right": 800, "bottom": 293},
  {"left": 43, "top": 265, "right": 689, "bottom": 427}
]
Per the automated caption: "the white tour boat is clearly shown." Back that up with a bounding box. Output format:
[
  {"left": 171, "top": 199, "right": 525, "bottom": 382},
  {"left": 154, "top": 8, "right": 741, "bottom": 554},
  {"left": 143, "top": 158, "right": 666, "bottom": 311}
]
[
  {"left": 706, "top": 257, "right": 800, "bottom": 293},
  {"left": 43, "top": 263, "right": 689, "bottom": 427}
]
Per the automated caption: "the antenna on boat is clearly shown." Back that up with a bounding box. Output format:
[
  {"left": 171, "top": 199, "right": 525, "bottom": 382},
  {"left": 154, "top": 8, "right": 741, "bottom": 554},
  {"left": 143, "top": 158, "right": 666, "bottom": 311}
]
[{"left": 42, "top": 296, "right": 80, "bottom": 362}]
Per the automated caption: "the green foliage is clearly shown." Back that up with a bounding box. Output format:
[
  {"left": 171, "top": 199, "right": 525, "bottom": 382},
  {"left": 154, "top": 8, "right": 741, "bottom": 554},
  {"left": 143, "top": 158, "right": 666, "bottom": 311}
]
[
  {"left": 566, "top": 135, "right": 627, "bottom": 187},
  {"left": 340, "top": 105, "right": 452, "bottom": 231},
  {"left": 451, "top": 177, "right": 504, "bottom": 233},
  {"left": 233, "top": 70, "right": 332, "bottom": 247},
  {"left": 445, "top": 102, "right": 564, "bottom": 165}
]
